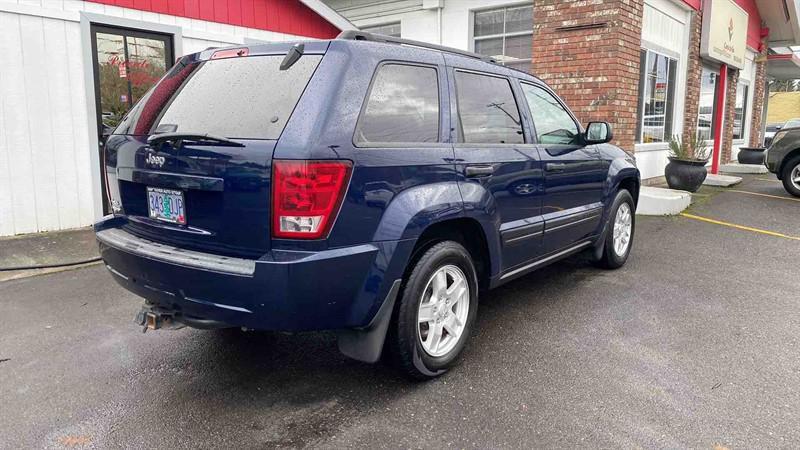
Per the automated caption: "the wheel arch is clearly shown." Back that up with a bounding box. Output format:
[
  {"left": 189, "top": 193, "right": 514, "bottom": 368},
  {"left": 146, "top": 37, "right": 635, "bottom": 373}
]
[
  {"left": 778, "top": 148, "right": 800, "bottom": 179},
  {"left": 406, "top": 218, "right": 495, "bottom": 292},
  {"left": 617, "top": 176, "right": 640, "bottom": 207}
]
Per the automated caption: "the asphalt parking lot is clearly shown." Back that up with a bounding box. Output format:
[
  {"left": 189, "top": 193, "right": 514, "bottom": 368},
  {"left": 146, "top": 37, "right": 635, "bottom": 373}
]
[{"left": 1, "top": 174, "right": 798, "bottom": 449}]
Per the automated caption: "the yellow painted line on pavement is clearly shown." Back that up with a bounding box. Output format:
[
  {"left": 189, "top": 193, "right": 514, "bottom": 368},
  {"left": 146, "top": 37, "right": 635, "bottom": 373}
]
[
  {"left": 679, "top": 213, "right": 800, "bottom": 241},
  {"left": 727, "top": 189, "right": 800, "bottom": 203}
]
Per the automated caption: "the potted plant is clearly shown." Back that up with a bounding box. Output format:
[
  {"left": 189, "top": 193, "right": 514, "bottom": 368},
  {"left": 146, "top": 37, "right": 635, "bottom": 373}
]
[
  {"left": 665, "top": 134, "right": 710, "bottom": 192},
  {"left": 737, "top": 146, "right": 767, "bottom": 165}
]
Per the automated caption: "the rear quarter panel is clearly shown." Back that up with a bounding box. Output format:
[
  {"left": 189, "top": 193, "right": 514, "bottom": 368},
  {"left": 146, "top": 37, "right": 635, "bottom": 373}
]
[{"left": 275, "top": 41, "right": 464, "bottom": 250}]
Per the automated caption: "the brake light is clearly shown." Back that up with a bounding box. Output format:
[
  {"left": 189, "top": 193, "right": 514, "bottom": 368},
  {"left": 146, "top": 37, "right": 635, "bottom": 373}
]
[
  {"left": 272, "top": 160, "right": 352, "bottom": 239},
  {"left": 211, "top": 47, "right": 249, "bottom": 59}
]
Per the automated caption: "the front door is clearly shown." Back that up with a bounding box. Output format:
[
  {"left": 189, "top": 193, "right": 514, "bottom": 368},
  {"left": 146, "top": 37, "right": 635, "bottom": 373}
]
[
  {"left": 90, "top": 25, "right": 174, "bottom": 213},
  {"left": 449, "top": 67, "right": 544, "bottom": 271},
  {"left": 519, "top": 82, "right": 606, "bottom": 254}
]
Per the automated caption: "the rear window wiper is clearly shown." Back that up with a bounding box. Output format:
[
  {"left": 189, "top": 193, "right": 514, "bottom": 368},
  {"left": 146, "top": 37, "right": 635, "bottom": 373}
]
[{"left": 147, "top": 132, "right": 245, "bottom": 148}]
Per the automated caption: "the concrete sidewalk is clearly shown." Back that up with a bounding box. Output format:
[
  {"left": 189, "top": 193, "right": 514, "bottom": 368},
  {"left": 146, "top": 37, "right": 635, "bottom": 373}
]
[{"left": 0, "top": 227, "right": 99, "bottom": 282}]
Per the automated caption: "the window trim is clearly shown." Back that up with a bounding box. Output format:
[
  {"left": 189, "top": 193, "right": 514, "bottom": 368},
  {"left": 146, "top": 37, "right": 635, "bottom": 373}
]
[
  {"left": 635, "top": 47, "right": 678, "bottom": 144},
  {"left": 518, "top": 80, "right": 583, "bottom": 146},
  {"left": 352, "top": 61, "right": 444, "bottom": 149},
  {"left": 470, "top": 3, "right": 533, "bottom": 70},
  {"left": 452, "top": 68, "right": 527, "bottom": 146},
  {"left": 697, "top": 64, "right": 722, "bottom": 145},
  {"left": 733, "top": 80, "right": 750, "bottom": 143}
]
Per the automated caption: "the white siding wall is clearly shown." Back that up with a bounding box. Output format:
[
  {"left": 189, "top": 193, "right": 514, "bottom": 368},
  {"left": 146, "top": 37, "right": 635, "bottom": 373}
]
[
  {"left": 0, "top": 0, "right": 307, "bottom": 236},
  {"left": 330, "top": 0, "right": 521, "bottom": 51}
]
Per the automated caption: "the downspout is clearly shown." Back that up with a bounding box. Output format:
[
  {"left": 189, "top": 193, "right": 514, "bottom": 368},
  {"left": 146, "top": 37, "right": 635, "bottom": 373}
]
[{"left": 438, "top": 4, "right": 443, "bottom": 45}]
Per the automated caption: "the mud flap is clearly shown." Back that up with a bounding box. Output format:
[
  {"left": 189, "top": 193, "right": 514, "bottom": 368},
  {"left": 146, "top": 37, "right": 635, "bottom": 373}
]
[{"left": 337, "top": 279, "right": 401, "bottom": 363}]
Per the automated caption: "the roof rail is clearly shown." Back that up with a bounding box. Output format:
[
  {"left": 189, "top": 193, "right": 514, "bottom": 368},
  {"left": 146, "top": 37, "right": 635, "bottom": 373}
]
[{"left": 336, "top": 30, "right": 497, "bottom": 64}]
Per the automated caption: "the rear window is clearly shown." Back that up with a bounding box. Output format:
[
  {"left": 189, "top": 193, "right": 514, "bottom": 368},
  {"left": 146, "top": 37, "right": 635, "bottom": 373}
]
[
  {"left": 355, "top": 63, "right": 440, "bottom": 145},
  {"left": 113, "top": 54, "right": 322, "bottom": 139}
]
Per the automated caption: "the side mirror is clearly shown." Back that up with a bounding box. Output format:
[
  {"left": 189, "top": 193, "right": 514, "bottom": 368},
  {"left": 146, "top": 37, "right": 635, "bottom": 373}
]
[{"left": 584, "top": 121, "right": 613, "bottom": 144}]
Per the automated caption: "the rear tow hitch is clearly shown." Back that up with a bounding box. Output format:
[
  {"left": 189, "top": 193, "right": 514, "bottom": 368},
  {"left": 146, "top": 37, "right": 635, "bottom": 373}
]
[{"left": 135, "top": 305, "right": 186, "bottom": 333}]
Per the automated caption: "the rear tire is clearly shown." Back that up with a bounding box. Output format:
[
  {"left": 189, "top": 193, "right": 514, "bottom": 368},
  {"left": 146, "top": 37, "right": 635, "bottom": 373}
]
[
  {"left": 781, "top": 156, "right": 800, "bottom": 197},
  {"left": 594, "top": 189, "right": 635, "bottom": 270},
  {"left": 387, "top": 241, "right": 478, "bottom": 380}
]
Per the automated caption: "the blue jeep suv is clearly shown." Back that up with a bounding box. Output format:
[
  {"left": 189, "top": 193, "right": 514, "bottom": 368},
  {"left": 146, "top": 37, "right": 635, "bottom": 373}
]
[{"left": 96, "top": 31, "right": 639, "bottom": 379}]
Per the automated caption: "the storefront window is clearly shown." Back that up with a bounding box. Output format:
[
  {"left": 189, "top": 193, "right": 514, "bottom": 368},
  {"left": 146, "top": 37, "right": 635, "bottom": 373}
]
[
  {"left": 733, "top": 83, "right": 749, "bottom": 140},
  {"left": 636, "top": 49, "right": 676, "bottom": 143},
  {"left": 473, "top": 5, "right": 533, "bottom": 72},
  {"left": 697, "top": 67, "right": 719, "bottom": 141}
]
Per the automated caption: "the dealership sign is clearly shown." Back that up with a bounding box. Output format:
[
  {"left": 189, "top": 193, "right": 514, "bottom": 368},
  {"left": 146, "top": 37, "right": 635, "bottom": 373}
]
[{"left": 700, "top": 0, "right": 748, "bottom": 69}]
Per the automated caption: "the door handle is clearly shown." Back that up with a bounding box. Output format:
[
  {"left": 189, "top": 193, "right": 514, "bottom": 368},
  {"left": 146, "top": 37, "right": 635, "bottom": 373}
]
[
  {"left": 546, "top": 162, "right": 567, "bottom": 172},
  {"left": 465, "top": 165, "right": 495, "bottom": 178}
]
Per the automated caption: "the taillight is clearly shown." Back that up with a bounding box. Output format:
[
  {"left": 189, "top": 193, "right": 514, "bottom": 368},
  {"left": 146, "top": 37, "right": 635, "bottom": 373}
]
[
  {"left": 211, "top": 47, "right": 249, "bottom": 59},
  {"left": 272, "top": 160, "right": 352, "bottom": 239}
]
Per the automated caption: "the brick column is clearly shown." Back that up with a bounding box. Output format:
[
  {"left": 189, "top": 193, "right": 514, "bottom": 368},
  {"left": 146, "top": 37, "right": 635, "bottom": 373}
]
[
  {"left": 682, "top": 10, "right": 703, "bottom": 147},
  {"left": 721, "top": 68, "right": 740, "bottom": 163},
  {"left": 531, "top": 0, "right": 644, "bottom": 152},
  {"left": 749, "top": 44, "right": 768, "bottom": 147}
]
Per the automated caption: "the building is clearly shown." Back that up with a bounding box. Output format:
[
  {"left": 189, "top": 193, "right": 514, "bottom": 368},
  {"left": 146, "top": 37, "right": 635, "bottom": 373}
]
[
  {"left": 325, "top": 0, "right": 800, "bottom": 179},
  {"left": 0, "top": 0, "right": 353, "bottom": 237},
  {"left": 766, "top": 91, "right": 800, "bottom": 124}
]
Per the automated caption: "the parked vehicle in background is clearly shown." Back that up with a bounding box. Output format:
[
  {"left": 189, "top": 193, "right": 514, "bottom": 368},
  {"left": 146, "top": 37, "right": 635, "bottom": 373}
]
[
  {"left": 764, "top": 124, "right": 781, "bottom": 147},
  {"left": 95, "top": 32, "right": 640, "bottom": 379},
  {"left": 765, "top": 125, "right": 800, "bottom": 197},
  {"left": 765, "top": 118, "right": 800, "bottom": 147}
]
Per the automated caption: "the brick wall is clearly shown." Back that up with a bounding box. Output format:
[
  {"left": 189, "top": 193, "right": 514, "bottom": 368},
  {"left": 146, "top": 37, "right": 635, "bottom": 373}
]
[
  {"left": 721, "top": 68, "right": 740, "bottom": 163},
  {"left": 749, "top": 44, "right": 768, "bottom": 147},
  {"left": 681, "top": 9, "right": 703, "bottom": 149},
  {"left": 531, "top": 0, "right": 644, "bottom": 152}
]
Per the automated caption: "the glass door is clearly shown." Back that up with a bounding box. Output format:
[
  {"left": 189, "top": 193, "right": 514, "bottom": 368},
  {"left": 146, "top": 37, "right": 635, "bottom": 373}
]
[{"left": 90, "top": 25, "right": 174, "bottom": 213}]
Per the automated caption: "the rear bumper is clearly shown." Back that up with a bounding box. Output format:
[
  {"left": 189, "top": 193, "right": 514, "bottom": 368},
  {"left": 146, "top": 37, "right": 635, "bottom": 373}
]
[{"left": 95, "top": 217, "right": 413, "bottom": 332}]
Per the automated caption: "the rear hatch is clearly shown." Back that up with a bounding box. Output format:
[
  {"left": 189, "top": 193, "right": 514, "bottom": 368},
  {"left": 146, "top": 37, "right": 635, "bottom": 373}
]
[{"left": 104, "top": 43, "right": 326, "bottom": 257}]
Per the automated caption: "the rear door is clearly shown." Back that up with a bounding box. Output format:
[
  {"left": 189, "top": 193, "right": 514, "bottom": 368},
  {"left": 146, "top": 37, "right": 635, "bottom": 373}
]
[
  {"left": 519, "top": 82, "right": 606, "bottom": 254},
  {"left": 104, "top": 45, "right": 326, "bottom": 257},
  {"left": 447, "top": 64, "right": 544, "bottom": 271}
]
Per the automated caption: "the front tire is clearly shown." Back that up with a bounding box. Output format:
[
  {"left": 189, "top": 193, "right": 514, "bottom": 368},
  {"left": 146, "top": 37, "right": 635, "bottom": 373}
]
[
  {"left": 387, "top": 241, "right": 478, "bottom": 380},
  {"left": 781, "top": 156, "right": 800, "bottom": 197},
  {"left": 594, "top": 189, "right": 635, "bottom": 269}
]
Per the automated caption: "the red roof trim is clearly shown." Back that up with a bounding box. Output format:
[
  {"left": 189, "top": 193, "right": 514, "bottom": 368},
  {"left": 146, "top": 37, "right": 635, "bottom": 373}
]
[
  {"left": 86, "top": 0, "right": 341, "bottom": 39},
  {"left": 682, "top": 0, "right": 701, "bottom": 11}
]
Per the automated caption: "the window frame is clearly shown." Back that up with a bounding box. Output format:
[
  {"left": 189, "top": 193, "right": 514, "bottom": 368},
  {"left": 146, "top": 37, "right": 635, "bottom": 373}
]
[
  {"left": 518, "top": 80, "right": 583, "bottom": 147},
  {"left": 696, "top": 64, "right": 721, "bottom": 144},
  {"left": 452, "top": 68, "right": 527, "bottom": 147},
  {"left": 471, "top": 3, "right": 533, "bottom": 72},
  {"left": 733, "top": 80, "right": 749, "bottom": 142},
  {"left": 635, "top": 48, "right": 678, "bottom": 145},
  {"left": 353, "top": 61, "right": 444, "bottom": 149}
]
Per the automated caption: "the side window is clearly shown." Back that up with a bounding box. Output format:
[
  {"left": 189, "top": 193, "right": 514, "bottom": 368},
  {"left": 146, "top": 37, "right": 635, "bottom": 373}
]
[
  {"left": 521, "top": 83, "right": 580, "bottom": 145},
  {"left": 355, "top": 64, "right": 439, "bottom": 145},
  {"left": 454, "top": 71, "right": 524, "bottom": 144}
]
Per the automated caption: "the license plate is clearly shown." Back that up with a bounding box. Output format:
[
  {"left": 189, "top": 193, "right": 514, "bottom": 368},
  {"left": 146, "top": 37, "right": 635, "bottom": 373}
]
[{"left": 147, "top": 187, "right": 186, "bottom": 225}]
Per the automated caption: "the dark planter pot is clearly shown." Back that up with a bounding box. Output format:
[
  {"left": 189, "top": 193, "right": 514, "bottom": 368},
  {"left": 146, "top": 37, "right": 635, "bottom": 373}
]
[
  {"left": 737, "top": 146, "right": 766, "bottom": 165},
  {"left": 665, "top": 157, "right": 708, "bottom": 192}
]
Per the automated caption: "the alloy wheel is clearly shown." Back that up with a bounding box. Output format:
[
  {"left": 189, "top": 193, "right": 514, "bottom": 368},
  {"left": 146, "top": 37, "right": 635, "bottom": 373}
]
[
  {"left": 417, "top": 265, "right": 470, "bottom": 357},
  {"left": 612, "top": 203, "right": 632, "bottom": 257}
]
